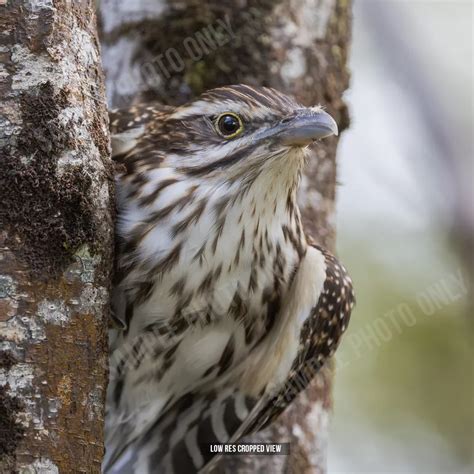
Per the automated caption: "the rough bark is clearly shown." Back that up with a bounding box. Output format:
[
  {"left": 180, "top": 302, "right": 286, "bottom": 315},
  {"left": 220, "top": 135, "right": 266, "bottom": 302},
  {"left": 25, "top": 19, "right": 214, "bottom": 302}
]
[
  {"left": 99, "top": 1, "right": 351, "bottom": 472},
  {"left": 0, "top": 2, "right": 113, "bottom": 472}
]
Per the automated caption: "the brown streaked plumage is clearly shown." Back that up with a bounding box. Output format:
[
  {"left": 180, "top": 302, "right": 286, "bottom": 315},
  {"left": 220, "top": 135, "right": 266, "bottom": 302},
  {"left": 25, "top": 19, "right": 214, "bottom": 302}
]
[{"left": 105, "top": 84, "right": 354, "bottom": 474}]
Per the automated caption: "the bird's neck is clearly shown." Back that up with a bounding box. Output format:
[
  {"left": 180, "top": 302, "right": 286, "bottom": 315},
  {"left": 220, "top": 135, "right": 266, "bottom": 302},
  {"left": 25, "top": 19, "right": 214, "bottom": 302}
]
[
  {"left": 118, "top": 152, "right": 307, "bottom": 296},
  {"left": 200, "top": 151, "right": 307, "bottom": 254}
]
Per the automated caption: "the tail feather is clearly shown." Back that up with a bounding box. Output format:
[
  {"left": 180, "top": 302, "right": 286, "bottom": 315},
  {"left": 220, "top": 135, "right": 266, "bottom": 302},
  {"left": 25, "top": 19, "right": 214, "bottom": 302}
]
[{"left": 104, "top": 389, "right": 257, "bottom": 473}]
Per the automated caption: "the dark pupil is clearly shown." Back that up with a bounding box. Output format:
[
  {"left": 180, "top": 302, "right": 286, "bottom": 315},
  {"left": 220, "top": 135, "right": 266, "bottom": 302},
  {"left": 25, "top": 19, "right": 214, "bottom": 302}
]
[{"left": 219, "top": 115, "right": 240, "bottom": 135}]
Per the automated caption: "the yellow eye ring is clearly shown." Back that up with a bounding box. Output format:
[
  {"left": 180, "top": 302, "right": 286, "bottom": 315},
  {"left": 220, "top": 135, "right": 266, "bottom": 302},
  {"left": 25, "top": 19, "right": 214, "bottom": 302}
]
[{"left": 215, "top": 113, "right": 244, "bottom": 139}]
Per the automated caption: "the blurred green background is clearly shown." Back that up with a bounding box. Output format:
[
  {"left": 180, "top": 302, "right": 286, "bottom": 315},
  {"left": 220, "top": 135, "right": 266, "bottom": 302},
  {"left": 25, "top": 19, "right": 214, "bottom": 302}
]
[{"left": 329, "top": 2, "right": 473, "bottom": 473}]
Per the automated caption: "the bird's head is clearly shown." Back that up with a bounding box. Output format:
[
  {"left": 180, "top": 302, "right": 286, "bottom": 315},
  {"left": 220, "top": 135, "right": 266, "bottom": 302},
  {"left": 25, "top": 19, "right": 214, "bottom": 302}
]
[{"left": 147, "top": 84, "right": 338, "bottom": 184}]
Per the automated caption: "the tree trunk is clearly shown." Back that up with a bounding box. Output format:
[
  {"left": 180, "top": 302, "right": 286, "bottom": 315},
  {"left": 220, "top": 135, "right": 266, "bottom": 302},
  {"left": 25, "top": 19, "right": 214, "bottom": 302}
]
[
  {"left": 99, "top": 1, "right": 351, "bottom": 472},
  {"left": 0, "top": 2, "right": 113, "bottom": 472}
]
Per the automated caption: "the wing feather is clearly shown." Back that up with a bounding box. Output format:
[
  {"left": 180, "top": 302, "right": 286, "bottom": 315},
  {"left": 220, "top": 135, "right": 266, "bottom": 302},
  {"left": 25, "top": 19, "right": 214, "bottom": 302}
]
[
  {"left": 201, "top": 245, "right": 354, "bottom": 472},
  {"left": 109, "top": 103, "right": 173, "bottom": 160}
]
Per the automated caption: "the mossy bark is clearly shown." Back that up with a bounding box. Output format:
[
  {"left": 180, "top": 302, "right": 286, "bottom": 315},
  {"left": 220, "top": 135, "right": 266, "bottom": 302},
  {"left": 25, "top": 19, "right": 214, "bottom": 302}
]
[
  {"left": 100, "top": 0, "right": 351, "bottom": 472},
  {"left": 0, "top": 1, "right": 113, "bottom": 472}
]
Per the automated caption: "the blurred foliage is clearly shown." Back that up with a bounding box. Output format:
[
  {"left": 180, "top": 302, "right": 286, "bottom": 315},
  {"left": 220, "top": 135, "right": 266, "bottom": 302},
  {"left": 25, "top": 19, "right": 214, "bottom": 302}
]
[
  {"left": 329, "top": 1, "right": 473, "bottom": 470},
  {"left": 330, "top": 236, "right": 473, "bottom": 473}
]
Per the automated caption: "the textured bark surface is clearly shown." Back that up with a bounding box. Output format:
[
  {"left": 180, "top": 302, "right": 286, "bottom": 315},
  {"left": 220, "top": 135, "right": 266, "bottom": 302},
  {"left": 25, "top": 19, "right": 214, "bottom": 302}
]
[
  {"left": 0, "top": 1, "right": 113, "bottom": 472},
  {"left": 99, "top": 0, "right": 351, "bottom": 472}
]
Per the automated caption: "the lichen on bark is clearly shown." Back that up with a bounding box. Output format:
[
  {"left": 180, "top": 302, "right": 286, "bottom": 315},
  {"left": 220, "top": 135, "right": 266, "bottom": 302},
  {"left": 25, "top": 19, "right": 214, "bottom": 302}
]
[{"left": 0, "top": 1, "right": 113, "bottom": 472}]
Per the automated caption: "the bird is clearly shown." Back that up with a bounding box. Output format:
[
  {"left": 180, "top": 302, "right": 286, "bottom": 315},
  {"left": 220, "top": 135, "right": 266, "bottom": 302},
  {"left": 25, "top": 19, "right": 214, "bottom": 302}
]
[{"left": 104, "top": 84, "right": 354, "bottom": 474}]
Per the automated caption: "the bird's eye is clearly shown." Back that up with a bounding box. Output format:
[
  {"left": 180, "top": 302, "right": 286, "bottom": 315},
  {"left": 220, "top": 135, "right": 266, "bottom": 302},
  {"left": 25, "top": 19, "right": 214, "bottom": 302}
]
[{"left": 215, "top": 113, "right": 244, "bottom": 138}]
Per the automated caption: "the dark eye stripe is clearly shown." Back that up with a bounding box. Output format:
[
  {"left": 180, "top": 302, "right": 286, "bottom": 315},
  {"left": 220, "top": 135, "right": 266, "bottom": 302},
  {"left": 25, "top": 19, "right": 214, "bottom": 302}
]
[{"left": 178, "top": 142, "right": 260, "bottom": 176}]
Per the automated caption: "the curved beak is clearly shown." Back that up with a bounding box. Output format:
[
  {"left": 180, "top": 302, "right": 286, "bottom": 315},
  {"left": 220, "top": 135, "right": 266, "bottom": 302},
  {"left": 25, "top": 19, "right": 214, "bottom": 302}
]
[{"left": 278, "top": 109, "right": 338, "bottom": 146}]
